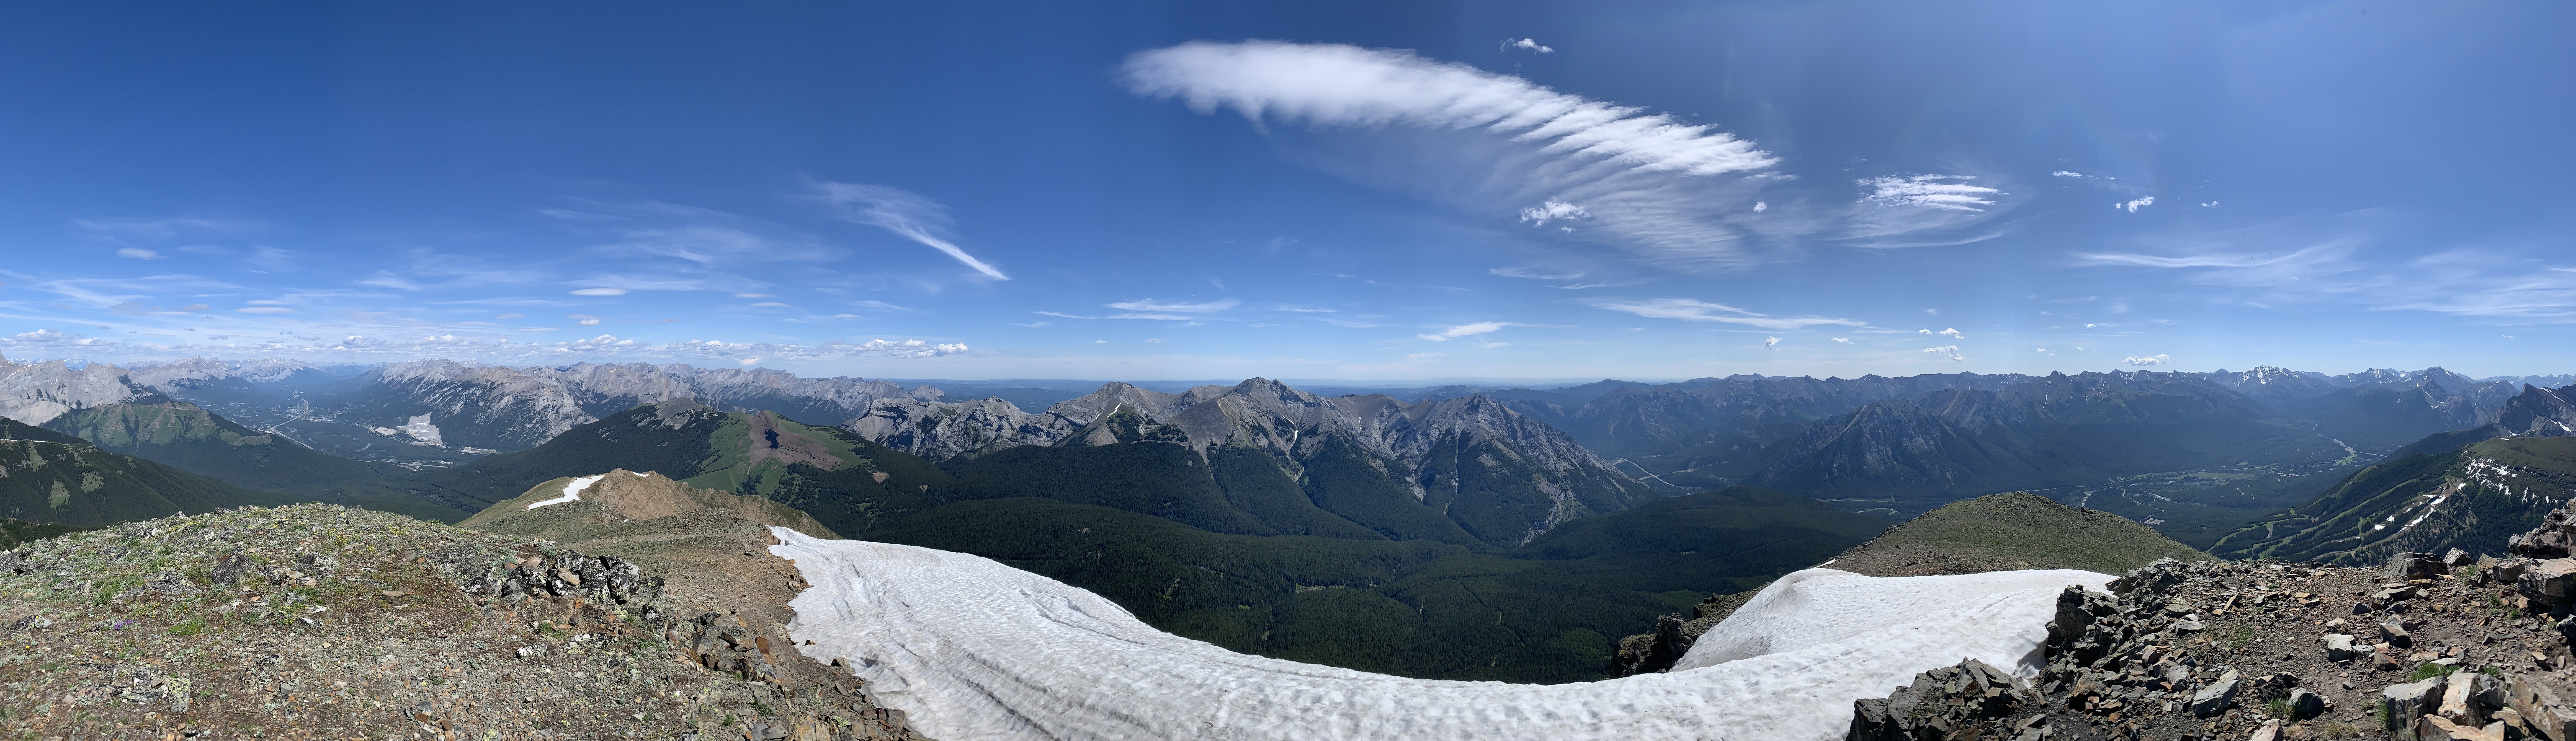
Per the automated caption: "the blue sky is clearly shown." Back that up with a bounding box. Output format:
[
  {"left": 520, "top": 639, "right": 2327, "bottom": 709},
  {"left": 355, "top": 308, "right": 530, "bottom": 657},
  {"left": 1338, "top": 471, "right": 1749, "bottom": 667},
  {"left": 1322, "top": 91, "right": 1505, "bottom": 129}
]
[{"left": 1, "top": 1, "right": 2569, "bottom": 382}]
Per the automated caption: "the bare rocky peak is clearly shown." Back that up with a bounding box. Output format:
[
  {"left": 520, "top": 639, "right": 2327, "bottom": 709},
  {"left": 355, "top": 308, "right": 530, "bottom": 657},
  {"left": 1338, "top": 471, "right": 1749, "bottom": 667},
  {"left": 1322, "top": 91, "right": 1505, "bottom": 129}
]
[
  {"left": 0, "top": 352, "right": 153, "bottom": 424},
  {"left": 2494, "top": 385, "right": 2576, "bottom": 437},
  {"left": 356, "top": 360, "right": 915, "bottom": 450},
  {"left": 847, "top": 377, "right": 1634, "bottom": 497}
]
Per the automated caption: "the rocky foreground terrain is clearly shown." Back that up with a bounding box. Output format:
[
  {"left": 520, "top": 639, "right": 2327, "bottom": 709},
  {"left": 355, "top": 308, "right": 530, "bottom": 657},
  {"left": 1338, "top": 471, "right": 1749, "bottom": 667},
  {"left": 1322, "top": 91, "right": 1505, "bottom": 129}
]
[
  {"left": 1844, "top": 512, "right": 2576, "bottom": 740},
  {"left": 0, "top": 502, "right": 922, "bottom": 740}
]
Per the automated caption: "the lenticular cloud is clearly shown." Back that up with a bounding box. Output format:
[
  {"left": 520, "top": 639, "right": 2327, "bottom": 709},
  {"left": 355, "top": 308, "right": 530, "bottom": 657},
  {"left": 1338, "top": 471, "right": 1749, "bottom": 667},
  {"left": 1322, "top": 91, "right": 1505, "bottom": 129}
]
[
  {"left": 769, "top": 527, "right": 2111, "bottom": 741},
  {"left": 1122, "top": 41, "right": 1777, "bottom": 178}
]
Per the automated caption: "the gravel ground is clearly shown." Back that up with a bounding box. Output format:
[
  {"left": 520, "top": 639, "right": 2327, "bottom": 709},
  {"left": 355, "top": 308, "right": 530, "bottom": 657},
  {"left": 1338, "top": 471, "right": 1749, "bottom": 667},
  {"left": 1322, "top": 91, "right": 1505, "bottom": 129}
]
[
  {"left": 1852, "top": 552, "right": 2576, "bottom": 740},
  {"left": 0, "top": 503, "right": 923, "bottom": 740}
]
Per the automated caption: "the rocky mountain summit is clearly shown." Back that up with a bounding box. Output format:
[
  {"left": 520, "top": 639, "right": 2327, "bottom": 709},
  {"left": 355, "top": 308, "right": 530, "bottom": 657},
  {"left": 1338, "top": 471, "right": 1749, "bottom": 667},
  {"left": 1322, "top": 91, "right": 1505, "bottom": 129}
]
[
  {"left": 0, "top": 353, "right": 154, "bottom": 425},
  {"left": 0, "top": 496, "right": 922, "bottom": 739},
  {"left": 847, "top": 377, "right": 1649, "bottom": 545}
]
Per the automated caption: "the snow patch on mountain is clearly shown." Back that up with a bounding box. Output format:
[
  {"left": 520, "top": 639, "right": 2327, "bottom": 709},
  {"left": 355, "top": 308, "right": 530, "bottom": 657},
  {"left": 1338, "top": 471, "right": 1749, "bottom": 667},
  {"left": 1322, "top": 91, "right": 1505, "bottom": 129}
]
[{"left": 770, "top": 527, "right": 2111, "bottom": 741}]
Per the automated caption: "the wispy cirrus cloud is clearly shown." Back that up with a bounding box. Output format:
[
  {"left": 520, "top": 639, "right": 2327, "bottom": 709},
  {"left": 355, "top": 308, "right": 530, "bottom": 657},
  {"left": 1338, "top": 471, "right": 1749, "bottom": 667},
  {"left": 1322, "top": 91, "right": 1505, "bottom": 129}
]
[
  {"left": 1417, "top": 321, "right": 1519, "bottom": 342},
  {"left": 1580, "top": 297, "right": 1865, "bottom": 330},
  {"left": 1123, "top": 40, "right": 1807, "bottom": 271},
  {"left": 807, "top": 182, "right": 1008, "bottom": 280},
  {"left": 1107, "top": 298, "right": 1238, "bottom": 313},
  {"left": 1860, "top": 175, "right": 1999, "bottom": 212}
]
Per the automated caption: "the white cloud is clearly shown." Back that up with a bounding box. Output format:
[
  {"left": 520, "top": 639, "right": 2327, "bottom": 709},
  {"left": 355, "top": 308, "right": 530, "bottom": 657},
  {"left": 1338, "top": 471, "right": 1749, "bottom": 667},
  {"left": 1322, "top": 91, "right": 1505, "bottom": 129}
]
[
  {"left": 75, "top": 216, "right": 247, "bottom": 242},
  {"left": 1418, "top": 321, "right": 1515, "bottom": 341},
  {"left": 1011, "top": 321, "right": 1053, "bottom": 328},
  {"left": 1519, "top": 201, "right": 1589, "bottom": 226},
  {"left": 1937, "top": 328, "right": 1965, "bottom": 339},
  {"left": 1502, "top": 38, "right": 1553, "bottom": 54},
  {"left": 1490, "top": 266, "right": 1585, "bottom": 280},
  {"left": 1145, "top": 338, "right": 1166, "bottom": 343},
  {"left": 1122, "top": 40, "right": 1788, "bottom": 270},
  {"left": 2051, "top": 171, "right": 2084, "bottom": 178},
  {"left": 1106, "top": 298, "right": 1240, "bottom": 313},
  {"left": 1860, "top": 175, "right": 2000, "bottom": 212},
  {"left": 1753, "top": 201, "right": 1767, "bottom": 213},
  {"left": 361, "top": 271, "right": 422, "bottom": 290},
  {"left": 2118, "top": 196, "right": 2155, "bottom": 213},
  {"left": 2070, "top": 245, "right": 2343, "bottom": 270},
  {"left": 1830, "top": 337, "right": 1851, "bottom": 343},
  {"left": 1763, "top": 336, "right": 1780, "bottom": 349},
  {"left": 548, "top": 200, "right": 844, "bottom": 267},
  {"left": 235, "top": 307, "right": 294, "bottom": 314},
  {"left": 2200, "top": 201, "right": 2218, "bottom": 207},
  {"left": 1035, "top": 309, "right": 1204, "bottom": 321},
  {"left": 749, "top": 302, "right": 791, "bottom": 308},
  {"left": 1583, "top": 298, "right": 1864, "bottom": 330},
  {"left": 807, "top": 182, "right": 1009, "bottom": 280},
  {"left": 115, "top": 248, "right": 163, "bottom": 260},
  {"left": 2122, "top": 354, "right": 2173, "bottom": 366},
  {"left": 1923, "top": 345, "right": 1966, "bottom": 362},
  {"left": 569, "top": 287, "right": 629, "bottom": 296},
  {"left": 735, "top": 293, "right": 775, "bottom": 298},
  {"left": 578, "top": 318, "right": 602, "bottom": 326},
  {"left": 1124, "top": 42, "right": 1773, "bottom": 177}
]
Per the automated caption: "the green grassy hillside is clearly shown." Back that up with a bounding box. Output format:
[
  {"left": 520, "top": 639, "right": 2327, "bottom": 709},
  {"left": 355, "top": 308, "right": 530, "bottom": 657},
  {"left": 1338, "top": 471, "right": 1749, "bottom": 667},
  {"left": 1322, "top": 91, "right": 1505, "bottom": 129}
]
[
  {"left": 2212, "top": 435, "right": 2576, "bottom": 564},
  {"left": 1826, "top": 491, "right": 2213, "bottom": 577},
  {"left": 0, "top": 416, "right": 286, "bottom": 526},
  {"left": 43, "top": 401, "right": 468, "bottom": 522}
]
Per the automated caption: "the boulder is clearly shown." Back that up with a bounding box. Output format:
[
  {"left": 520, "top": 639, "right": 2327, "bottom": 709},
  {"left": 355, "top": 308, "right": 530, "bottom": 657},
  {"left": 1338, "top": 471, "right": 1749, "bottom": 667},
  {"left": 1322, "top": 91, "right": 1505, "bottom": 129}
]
[
  {"left": 2381, "top": 621, "right": 2415, "bottom": 649},
  {"left": 1848, "top": 659, "right": 2041, "bottom": 741},
  {"left": 2287, "top": 688, "right": 2327, "bottom": 721},
  {"left": 2440, "top": 670, "right": 2501, "bottom": 726},
  {"left": 2386, "top": 677, "right": 2448, "bottom": 733},
  {"left": 2492, "top": 558, "right": 2534, "bottom": 585},
  {"left": 2390, "top": 552, "right": 2451, "bottom": 580},
  {"left": 2413, "top": 714, "right": 2507, "bottom": 741},
  {"left": 2446, "top": 548, "right": 2475, "bottom": 568},
  {"left": 2325, "top": 633, "right": 2359, "bottom": 662},
  {"left": 2246, "top": 719, "right": 2281, "bottom": 741},
  {"left": 2511, "top": 509, "right": 2576, "bottom": 558},
  {"left": 2520, "top": 559, "right": 2576, "bottom": 606},
  {"left": 2191, "top": 670, "right": 2242, "bottom": 717},
  {"left": 2504, "top": 673, "right": 2576, "bottom": 741}
]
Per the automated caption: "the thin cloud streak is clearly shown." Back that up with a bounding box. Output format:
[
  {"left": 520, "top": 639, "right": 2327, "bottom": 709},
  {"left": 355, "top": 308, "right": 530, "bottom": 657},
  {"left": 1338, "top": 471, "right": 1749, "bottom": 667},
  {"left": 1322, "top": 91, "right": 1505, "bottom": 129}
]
[
  {"left": 1581, "top": 298, "right": 1866, "bottom": 330},
  {"left": 809, "top": 182, "right": 1010, "bottom": 280}
]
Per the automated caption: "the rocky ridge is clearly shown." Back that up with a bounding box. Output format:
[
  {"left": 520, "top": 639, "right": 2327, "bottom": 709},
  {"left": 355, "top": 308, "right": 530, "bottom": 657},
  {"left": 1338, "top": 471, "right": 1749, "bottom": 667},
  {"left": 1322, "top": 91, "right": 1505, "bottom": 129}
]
[
  {"left": 0, "top": 353, "right": 154, "bottom": 425},
  {"left": 846, "top": 377, "right": 1649, "bottom": 543},
  {"left": 0, "top": 502, "right": 922, "bottom": 740},
  {"left": 1836, "top": 499, "right": 2576, "bottom": 741}
]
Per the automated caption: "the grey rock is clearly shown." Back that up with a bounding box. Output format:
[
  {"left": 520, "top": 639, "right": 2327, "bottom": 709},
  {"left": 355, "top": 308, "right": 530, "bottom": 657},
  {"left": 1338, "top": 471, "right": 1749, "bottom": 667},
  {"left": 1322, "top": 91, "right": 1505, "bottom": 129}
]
[
  {"left": 144, "top": 571, "right": 199, "bottom": 596},
  {"left": 2325, "top": 633, "right": 2358, "bottom": 661},
  {"left": 2388, "top": 552, "right": 2449, "bottom": 580},
  {"left": 2384, "top": 677, "right": 2447, "bottom": 732},
  {"left": 2190, "top": 670, "right": 2241, "bottom": 717},
  {"left": 208, "top": 552, "right": 253, "bottom": 585},
  {"left": 2379, "top": 621, "right": 2413, "bottom": 648},
  {"left": 2287, "top": 688, "right": 2326, "bottom": 721}
]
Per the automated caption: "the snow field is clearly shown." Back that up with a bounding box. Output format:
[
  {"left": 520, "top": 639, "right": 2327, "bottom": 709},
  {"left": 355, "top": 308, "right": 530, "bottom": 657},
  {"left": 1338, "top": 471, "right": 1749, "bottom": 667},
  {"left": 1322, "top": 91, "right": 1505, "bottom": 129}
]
[
  {"left": 768, "top": 527, "right": 2111, "bottom": 741},
  {"left": 526, "top": 474, "right": 604, "bottom": 509}
]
